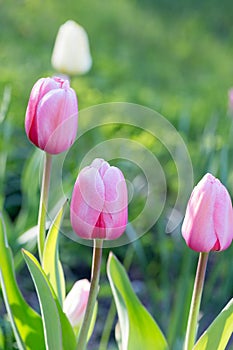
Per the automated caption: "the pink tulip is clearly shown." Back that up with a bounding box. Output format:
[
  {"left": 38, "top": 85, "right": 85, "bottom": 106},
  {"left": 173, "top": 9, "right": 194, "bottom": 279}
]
[
  {"left": 182, "top": 173, "right": 233, "bottom": 252},
  {"left": 63, "top": 279, "right": 90, "bottom": 328},
  {"left": 25, "top": 77, "right": 78, "bottom": 154},
  {"left": 70, "top": 158, "right": 128, "bottom": 240},
  {"left": 229, "top": 88, "right": 233, "bottom": 111}
]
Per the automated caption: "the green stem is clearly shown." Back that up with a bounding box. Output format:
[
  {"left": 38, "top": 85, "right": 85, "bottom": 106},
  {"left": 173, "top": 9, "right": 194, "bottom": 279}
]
[
  {"left": 77, "top": 239, "right": 103, "bottom": 350},
  {"left": 37, "top": 152, "right": 52, "bottom": 262},
  {"left": 183, "top": 252, "right": 209, "bottom": 350},
  {"left": 98, "top": 301, "right": 116, "bottom": 350}
]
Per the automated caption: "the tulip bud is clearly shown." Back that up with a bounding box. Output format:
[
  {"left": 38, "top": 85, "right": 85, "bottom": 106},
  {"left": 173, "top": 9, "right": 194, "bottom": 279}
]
[
  {"left": 182, "top": 173, "right": 233, "bottom": 252},
  {"left": 25, "top": 76, "right": 78, "bottom": 155},
  {"left": 70, "top": 158, "right": 128, "bottom": 240},
  {"left": 63, "top": 279, "right": 90, "bottom": 328},
  {"left": 51, "top": 20, "right": 92, "bottom": 75},
  {"left": 228, "top": 88, "right": 233, "bottom": 112}
]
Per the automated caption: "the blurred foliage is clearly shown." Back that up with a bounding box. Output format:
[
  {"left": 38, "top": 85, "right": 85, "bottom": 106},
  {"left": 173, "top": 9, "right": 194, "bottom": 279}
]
[{"left": 0, "top": 0, "right": 233, "bottom": 349}]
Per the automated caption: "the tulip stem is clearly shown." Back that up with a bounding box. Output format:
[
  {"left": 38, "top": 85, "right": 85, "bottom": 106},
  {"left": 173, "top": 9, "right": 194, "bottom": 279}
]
[
  {"left": 184, "top": 252, "right": 209, "bottom": 350},
  {"left": 37, "top": 152, "right": 52, "bottom": 262},
  {"left": 77, "top": 239, "right": 103, "bottom": 350}
]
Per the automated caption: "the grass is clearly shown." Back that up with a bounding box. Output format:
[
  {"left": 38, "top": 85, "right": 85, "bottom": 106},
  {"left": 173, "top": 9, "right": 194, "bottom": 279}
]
[{"left": 1, "top": 0, "right": 233, "bottom": 348}]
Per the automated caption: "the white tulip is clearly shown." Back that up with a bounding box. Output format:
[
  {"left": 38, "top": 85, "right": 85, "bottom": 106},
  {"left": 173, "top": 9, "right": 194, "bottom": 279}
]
[
  {"left": 51, "top": 20, "right": 92, "bottom": 75},
  {"left": 63, "top": 279, "right": 90, "bottom": 328}
]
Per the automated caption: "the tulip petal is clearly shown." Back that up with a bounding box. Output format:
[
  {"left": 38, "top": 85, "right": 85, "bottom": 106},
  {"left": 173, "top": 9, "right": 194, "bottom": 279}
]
[
  {"left": 25, "top": 78, "right": 59, "bottom": 147},
  {"left": 78, "top": 167, "right": 105, "bottom": 211},
  {"left": 102, "top": 167, "right": 128, "bottom": 239},
  {"left": 37, "top": 88, "right": 78, "bottom": 154},
  {"left": 63, "top": 279, "right": 90, "bottom": 327},
  {"left": 213, "top": 181, "right": 233, "bottom": 251},
  {"left": 182, "top": 174, "right": 217, "bottom": 252},
  {"left": 70, "top": 167, "right": 105, "bottom": 239},
  {"left": 103, "top": 211, "right": 128, "bottom": 240},
  {"left": 92, "top": 213, "right": 107, "bottom": 239},
  {"left": 91, "top": 158, "right": 110, "bottom": 178},
  {"left": 103, "top": 167, "right": 128, "bottom": 212},
  {"left": 43, "top": 113, "right": 78, "bottom": 154}
]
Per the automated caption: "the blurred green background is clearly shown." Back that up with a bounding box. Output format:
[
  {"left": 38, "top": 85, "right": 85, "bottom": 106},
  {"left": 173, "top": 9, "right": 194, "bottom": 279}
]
[{"left": 1, "top": 0, "right": 233, "bottom": 349}]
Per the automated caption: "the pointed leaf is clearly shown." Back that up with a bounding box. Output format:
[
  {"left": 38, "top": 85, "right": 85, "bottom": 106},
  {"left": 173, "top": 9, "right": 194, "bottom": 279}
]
[
  {"left": 0, "top": 214, "right": 45, "bottom": 350},
  {"left": 107, "top": 252, "right": 168, "bottom": 350},
  {"left": 42, "top": 202, "right": 67, "bottom": 304},
  {"left": 88, "top": 302, "right": 98, "bottom": 341},
  {"left": 14, "top": 221, "right": 50, "bottom": 272},
  {"left": 17, "top": 149, "right": 43, "bottom": 233},
  {"left": 0, "top": 325, "right": 4, "bottom": 349},
  {"left": 193, "top": 298, "right": 233, "bottom": 350},
  {"left": 22, "top": 249, "right": 76, "bottom": 350},
  {"left": 0, "top": 86, "right": 11, "bottom": 210}
]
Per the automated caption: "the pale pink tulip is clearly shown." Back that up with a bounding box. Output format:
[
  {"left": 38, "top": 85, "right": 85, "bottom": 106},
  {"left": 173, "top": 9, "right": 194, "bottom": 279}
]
[
  {"left": 63, "top": 279, "right": 90, "bottom": 328},
  {"left": 182, "top": 173, "right": 233, "bottom": 252},
  {"left": 70, "top": 158, "right": 128, "bottom": 240},
  {"left": 25, "top": 77, "right": 78, "bottom": 154},
  {"left": 229, "top": 88, "right": 233, "bottom": 111}
]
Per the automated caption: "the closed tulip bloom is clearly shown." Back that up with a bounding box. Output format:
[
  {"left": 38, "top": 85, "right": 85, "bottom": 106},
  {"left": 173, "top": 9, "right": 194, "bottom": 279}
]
[
  {"left": 228, "top": 88, "right": 233, "bottom": 111},
  {"left": 63, "top": 279, "right": 90, "bottom": 328},
  {"left": 182, "top": 173, "right": 233, "bottom": 252},
  {"left": 70, "top": 158, "right": 128, "bottom": 240},
  {"left": 51, "top": 20, "right": 92, "bottom": 75},
  {"left": 25, "top": 77, "right": 78, "bottom": 154}
]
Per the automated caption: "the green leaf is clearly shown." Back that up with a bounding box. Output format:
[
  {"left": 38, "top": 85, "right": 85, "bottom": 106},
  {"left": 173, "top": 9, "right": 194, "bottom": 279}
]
[
  {"left": 42, "top": 201, "right": 66, "bottom": 304},
  {"left": 22, "top": 249, "right": 76, "bottom": 350},
  {"left": 16, "top": 149, "right": 42, "bottom": 233},
  {"left": 0, "top": 85, "right": 11, "bottom": 124},
  {"left": 0, "top": 213, "right": 45, "bottom": 350},
  {"left": 107, "top": 252, "right": 168, "bottom": 350},
  {"left": 88, "top": 302, "right": 98, "bottom": 341},
  {"left": 0, "top": 86, "right": 11, "bottom": 211},
  {"left": 193, "top": 298, "right": 233, "bottom": 350},
  {"left": 0, "top": 325, "right": 4, "bottom": 350}
]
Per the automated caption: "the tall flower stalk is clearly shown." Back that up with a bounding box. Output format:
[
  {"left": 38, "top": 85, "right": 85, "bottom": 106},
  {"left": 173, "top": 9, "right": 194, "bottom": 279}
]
[
  {"left": 77, "top": 239, "right": 103, "bottom": 350},
  {"left": 37, "top": 152, "right": 52, "bottom": 261},
  {"left": 70, "top": 158, "right": 128, "bottom": 349},
  {"left": 183, "top": 252, "right": 209, "bottom": 350}
]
